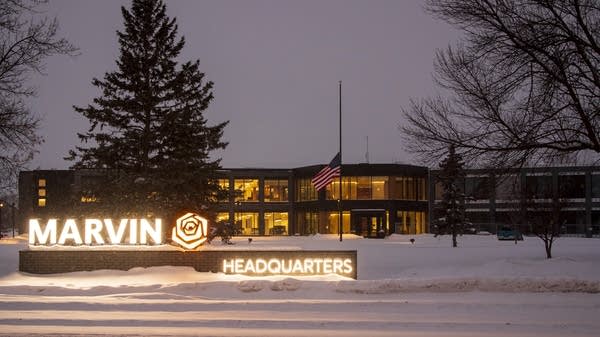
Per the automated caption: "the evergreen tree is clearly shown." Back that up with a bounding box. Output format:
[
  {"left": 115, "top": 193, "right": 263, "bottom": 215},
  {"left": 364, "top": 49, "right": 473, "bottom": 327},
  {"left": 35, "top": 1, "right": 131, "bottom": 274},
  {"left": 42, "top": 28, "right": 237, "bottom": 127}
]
[
  {"left": 435, "top": 144, "right": 466, "bottom": 247},
  {"left": 67, "top": 0, "right": 228, "bottom": 222}
]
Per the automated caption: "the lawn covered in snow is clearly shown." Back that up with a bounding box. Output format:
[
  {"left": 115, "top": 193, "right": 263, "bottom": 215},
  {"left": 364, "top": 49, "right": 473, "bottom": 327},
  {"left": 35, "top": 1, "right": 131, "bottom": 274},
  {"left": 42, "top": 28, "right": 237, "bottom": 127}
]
[{"left": 1, "top": 233, "right": 599, "bottom": 336}]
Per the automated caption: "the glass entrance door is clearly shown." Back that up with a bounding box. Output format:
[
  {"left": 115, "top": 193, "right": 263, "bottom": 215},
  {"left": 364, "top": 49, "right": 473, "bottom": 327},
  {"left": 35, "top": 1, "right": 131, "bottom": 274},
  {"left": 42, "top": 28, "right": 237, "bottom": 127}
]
[{"left": 351, "top": 210, "right": 386, "bottom": 238}]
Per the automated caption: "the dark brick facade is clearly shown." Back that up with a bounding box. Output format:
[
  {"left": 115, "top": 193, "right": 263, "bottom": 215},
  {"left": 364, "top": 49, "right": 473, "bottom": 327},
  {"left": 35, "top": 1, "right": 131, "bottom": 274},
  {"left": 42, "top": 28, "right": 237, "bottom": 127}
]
[{"left": 19, "top": 249, "right": 358, "bottom": 279}]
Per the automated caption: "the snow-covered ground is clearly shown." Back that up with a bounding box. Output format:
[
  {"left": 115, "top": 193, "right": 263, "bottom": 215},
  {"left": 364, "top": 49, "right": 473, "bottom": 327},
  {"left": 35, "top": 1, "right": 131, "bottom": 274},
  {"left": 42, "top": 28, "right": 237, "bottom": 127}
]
[{"left": 1, "top": 234, "right": 600, "bottom": 336}]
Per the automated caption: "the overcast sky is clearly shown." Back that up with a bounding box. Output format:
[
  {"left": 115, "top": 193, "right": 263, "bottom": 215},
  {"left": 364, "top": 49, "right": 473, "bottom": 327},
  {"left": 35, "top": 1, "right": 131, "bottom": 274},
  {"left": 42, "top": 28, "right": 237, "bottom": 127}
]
[{"left": 30, "top": 0, "right": 460, "bottom": 169}]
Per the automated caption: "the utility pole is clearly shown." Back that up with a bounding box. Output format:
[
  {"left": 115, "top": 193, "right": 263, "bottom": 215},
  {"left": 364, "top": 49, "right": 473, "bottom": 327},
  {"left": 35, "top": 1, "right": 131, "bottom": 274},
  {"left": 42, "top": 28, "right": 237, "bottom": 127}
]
[{"left": 338, "top": 80, "right": 343, "bottom": 242}]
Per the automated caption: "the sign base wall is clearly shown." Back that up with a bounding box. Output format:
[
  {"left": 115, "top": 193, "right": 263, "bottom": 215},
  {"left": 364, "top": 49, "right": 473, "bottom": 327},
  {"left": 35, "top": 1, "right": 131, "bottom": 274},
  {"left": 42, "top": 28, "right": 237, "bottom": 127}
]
[{"left": 19, "top": 250, "right": 358, "bottom": 279}]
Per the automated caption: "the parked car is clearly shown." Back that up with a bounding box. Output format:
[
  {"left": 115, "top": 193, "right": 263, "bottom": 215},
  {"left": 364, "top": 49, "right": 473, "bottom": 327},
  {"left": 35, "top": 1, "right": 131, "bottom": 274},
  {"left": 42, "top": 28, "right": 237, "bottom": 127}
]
[{"left": 497, "top": 226, "right": 523, "bottom": 241}]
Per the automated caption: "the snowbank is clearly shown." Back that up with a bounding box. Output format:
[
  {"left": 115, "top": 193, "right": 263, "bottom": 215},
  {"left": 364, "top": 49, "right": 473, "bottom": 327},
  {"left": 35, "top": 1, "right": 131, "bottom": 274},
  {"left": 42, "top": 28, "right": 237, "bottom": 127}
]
[{"left": 2, "top": 233, "right": 600, "bottom": 294}]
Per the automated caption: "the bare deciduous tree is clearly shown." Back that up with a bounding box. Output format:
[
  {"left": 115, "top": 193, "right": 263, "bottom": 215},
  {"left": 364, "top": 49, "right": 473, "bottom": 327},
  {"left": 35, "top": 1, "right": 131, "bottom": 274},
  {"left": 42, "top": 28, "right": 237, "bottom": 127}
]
[
  {"left": 0, "top": 0, "right": 77, "bottom": 192},
  {"left": 505, "top": 178, "right": 563, "bottom": 258},
  {"left": 402, "top": 0, "right": 599, "bottom": 168},
  {"left": 528, "top": 200, "right": 564, "bottom": 259}
]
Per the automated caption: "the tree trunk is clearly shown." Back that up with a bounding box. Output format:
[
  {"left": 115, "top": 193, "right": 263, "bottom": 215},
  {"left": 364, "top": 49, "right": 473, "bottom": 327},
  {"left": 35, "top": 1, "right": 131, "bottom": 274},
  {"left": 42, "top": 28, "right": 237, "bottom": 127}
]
[{"left": 544, "top": 240, "right": 552, "bottom": 259}]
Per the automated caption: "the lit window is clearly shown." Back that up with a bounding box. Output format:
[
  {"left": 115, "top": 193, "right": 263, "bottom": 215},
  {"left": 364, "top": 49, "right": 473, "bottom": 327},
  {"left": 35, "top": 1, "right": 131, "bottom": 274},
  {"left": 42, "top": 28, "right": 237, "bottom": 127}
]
[
  {"left": 218, "top": 179, "right": 230, "bottom": 201},
  {"left": 265, "top": 179, "right": 289, "bottom": 202},
  {"left": 264, "top": 212, "right": 288, "bottom": 235},
  {"left": 80, "top": 196, "right": 97, "bottom": 203},
  {"left": 37, "top": 178, "right": 47, "bottom": 207},
  {"left": 295, "top": 178, "right": 317, "bottom": 201},
  {"left": 234, "top": 179, "right": 259, "bottom": 202},
  {"left": 216, "top": 212, "right": 229, "bottom": 223},
  {"left": 234, "top": 212, "right": 259, "bottom": 235},
  {"left": 395, "top": 211, "right": 427, "bottom": 234},
  {"left": 372, "top": 176, "right": 388, "bottom": 200}
]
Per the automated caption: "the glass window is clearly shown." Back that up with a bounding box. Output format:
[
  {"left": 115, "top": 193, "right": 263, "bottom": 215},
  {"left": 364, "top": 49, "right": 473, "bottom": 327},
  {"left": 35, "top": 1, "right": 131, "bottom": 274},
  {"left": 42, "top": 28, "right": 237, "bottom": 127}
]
[
  {"left": 391, "top": 177, "right": 420, "bottom": 200},
  {"left": 392, "top": 177, "right": 404, "bottom": 200},
  {"left": 528, "top": 210, "right": 556, "bottom": 230},
  {"left": 592, "top": 211, "right": 600, "bottom": 235},
  {"left": 296, "top": 178, "right": 317, "bottom": 201},
  {"left": 79, "top": 175, "right": 102, "bottom": 204},
  {"left": 327, "top": 211, "right": 350, "bottom": 234},
  {"left": 296, "top": 211, "right": 319, "bottom": 235},
  {"left": 559, "top": 174, "right": 585, "bottom": 199},
  {"left": 562, "top": 210, "right": 586, "bottom": 234},
  {"left": 434, "top": 181, "right": 443, "bottom": 201},
  {"left": 216, "top": 212, "right": 229, "bottom": 223},
  {"left": 395, "top": 211, "right": 426, "bottom": 234},
  {"left": 592, "top": 175, "right": 600, "bottom": 198},
  {"left": 407, "top": 211, "right": 417, "bottom": 233},
  {"left": 355, "top": 177, "right": 371, "bottom": 200},
  {"left": 407, "top": 177, "right": 416, "bottom": 200},
  {"left": 345, "top": 177, "right": 357, "bottom": 200},
  {"left": 265, "top": 212, "right": 288, "bottom": 235},
  {"left": 80, "top": 196, "right": 97, "bottom": 203},
  {"left": 465, "top": 176, "right": 490, "bottom": 200},
  {"left": 324, "top": 177, "right": 371, "bottom": 200},
  {"left": 327, "top": 177, "right": 354, "bottom": 200},
  {"left": 264, "top": 179, "right": 288, "bottom": 202},
  {"left": 465, "top": 211, "right": 490, "bottom": 231},
  {"left": 328, "top": 176, "right": 390, "bottom": 200},
  {"left": 416, "top": 177, "right": 427, "bottom": 200},
  {"left": 327, "top": 177, "right": 352, "bottom": 200},
  {"left": 495, "top": 175, "right": 519, "bottom": 200},
  {"left": 562, "top": 210, "right": 586, "bottom": 225},
  {"left": 218, "top": 179, "right": 229, "bottom": 201},
  {"left": 495, "top": 211, "right": 519, "bottom": 228},
  {"left": 326, "top": 179, "right": 341, "bottom": 200},
  {"left": 234, "top": 212, "right": 259, "bottom": 235},
  {"left": 525, "top": 175, "right": 552, "bottom": 199},
  {"left": 419, "top": 211, "right": 427, "bottom": 234},
  {"left": 234, "top": 179, "right": 259, "bottom": 202},
  {"left": 37, "top": 178, "right": 47, "bottom": 207},
  {"left": 371, "top": 176, "right": 388, "bottom": 199},
  {"left": 326, "top": 177, "right": 389, "bottom": 200}
]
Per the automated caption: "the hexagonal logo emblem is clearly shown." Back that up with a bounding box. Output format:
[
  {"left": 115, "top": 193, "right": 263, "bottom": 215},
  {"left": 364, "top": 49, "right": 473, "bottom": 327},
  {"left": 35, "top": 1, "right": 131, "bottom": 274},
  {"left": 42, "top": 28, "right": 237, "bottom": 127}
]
[{"left": 171, "top": 212, "right": 208, "bottom": 250}]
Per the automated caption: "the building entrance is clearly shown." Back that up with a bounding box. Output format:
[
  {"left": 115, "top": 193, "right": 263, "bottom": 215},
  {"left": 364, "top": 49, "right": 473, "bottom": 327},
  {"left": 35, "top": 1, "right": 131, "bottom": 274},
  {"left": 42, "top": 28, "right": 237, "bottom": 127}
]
[{"left": 351, "top": 209, "right": 387, "bottom": 238}]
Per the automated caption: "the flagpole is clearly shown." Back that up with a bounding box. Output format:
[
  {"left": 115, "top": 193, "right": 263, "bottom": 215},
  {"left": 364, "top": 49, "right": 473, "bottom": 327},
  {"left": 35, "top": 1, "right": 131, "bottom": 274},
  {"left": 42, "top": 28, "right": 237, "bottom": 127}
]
[{"left": 339, "top": 80, "right": 343, "bottom": 242}]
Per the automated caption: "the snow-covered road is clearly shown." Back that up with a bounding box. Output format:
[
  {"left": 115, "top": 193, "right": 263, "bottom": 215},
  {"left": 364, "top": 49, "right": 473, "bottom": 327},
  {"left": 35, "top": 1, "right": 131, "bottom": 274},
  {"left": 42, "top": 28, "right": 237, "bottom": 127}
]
[{"left": 1, "top": 291, "right": 599, "bottom": 336}]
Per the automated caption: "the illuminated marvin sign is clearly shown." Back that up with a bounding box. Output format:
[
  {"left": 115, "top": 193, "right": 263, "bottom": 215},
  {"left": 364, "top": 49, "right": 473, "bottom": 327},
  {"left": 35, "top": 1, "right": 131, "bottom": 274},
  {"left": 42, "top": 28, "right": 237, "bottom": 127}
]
[
  {"left": 28, "top": 212, "right": 209, "bottom": 248},
  {"left": 29, "top": 218, "right": 163, "bottom": 245}
]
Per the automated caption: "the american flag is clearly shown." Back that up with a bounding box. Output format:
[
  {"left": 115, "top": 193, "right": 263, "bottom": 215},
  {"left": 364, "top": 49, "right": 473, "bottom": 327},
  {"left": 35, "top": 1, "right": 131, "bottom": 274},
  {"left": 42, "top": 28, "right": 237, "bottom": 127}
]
[{"left": 311, "top": 152, "right": 341, "bottom": 191}]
